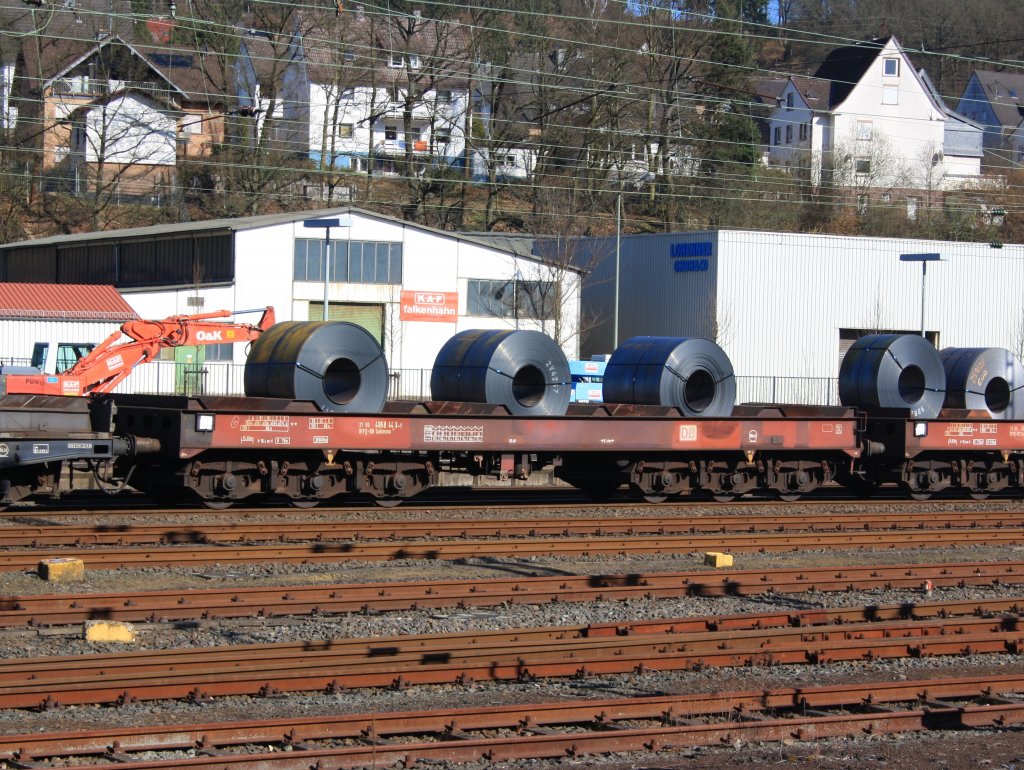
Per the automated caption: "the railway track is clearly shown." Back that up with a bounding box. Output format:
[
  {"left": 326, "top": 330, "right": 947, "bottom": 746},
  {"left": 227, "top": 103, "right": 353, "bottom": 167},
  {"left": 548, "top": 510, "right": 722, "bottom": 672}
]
[
  {"left": 3, "top": 559, "right": 1022, "bottom": 627},
  {"left": 2, "top": 674, "right": 1023, "bottom": 768},
  {"left": 2, "top": 598, "right": 1023, "bottom": 709},
  {"left": 4, "top": 510, "right": 1024, "bottom": 546},
  {"left": 2, "top": 527, "right": 1024, "bottom": 571}
]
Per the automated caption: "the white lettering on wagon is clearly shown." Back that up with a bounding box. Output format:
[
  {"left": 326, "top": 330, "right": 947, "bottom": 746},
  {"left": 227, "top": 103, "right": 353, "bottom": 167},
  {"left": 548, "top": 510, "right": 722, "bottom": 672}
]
[
  {"left": 236, "top": 416, "right": 291, "bottom": 433},
  {"left": 423, "top": 425, "right": 484, "bottom": 443},
  {"left": 678, "top": 424, "right": 698, "bottom": 442}
]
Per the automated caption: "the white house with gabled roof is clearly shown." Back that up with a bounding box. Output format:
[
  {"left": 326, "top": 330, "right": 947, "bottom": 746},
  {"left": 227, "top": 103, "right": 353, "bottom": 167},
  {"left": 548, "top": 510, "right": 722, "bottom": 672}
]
[{"left": 767, "top": 37, "right": 982, "bottom": 205}]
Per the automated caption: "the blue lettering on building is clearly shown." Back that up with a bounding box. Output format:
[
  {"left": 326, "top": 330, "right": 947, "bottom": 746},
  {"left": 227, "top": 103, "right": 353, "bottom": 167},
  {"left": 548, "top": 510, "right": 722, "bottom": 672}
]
[
  {"left": 670, "top": 242, "right": 713, "bottom": 258},
  {"left": 674, "top": 258, "right": 709, "bottom": 273}
]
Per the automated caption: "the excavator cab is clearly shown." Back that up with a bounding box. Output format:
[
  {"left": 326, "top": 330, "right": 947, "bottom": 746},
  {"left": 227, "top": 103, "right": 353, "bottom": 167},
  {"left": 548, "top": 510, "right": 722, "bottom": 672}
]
[{"left": 29, "top": 342, "right": 97, "bottom": 374}]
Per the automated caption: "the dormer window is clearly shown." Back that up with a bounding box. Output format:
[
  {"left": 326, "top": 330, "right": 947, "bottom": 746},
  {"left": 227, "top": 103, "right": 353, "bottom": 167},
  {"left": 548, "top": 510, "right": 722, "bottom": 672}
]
[
  {"left": 883, "top": 58, "right": 899, "bottom": 77},
  {"left": 786, "top": 92, "right": 794, "bottom": 109},
  {"left": 389, "top": 53, "right": 403, "bottom": 68}
]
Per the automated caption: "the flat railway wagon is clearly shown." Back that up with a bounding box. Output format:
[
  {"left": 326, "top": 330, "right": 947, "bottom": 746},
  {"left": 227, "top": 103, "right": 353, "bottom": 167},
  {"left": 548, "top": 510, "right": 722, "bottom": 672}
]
[{"left": 2, "top": 325, "right": 1023, "bottom": 508}]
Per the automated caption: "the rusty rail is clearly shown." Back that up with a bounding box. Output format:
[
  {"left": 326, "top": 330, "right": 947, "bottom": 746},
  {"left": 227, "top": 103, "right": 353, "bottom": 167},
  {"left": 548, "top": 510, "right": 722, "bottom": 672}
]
[
  {"left": 3, "top": 510, "right": 1024, "bottom": 547},
  {"left": 2, "top": 529, "right": 1024, "bottom": 572},
  {"left": 2, "top": 674, "right": 1023, "bottom": 767},
  {"left": 2, "top": 599, "right": 1023, "bottom": 709},
  {"left": 3, "top": 560, "right": 1023, "bottom": 627}
]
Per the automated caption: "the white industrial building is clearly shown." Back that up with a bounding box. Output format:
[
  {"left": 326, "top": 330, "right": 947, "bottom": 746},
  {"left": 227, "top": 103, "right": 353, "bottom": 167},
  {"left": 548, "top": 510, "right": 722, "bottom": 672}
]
[
  {"left": 0, "top": 208, "right": 582, "bottom": 397},
  {"left": 565, "top": 229, "right": 1024, "bottom": 404}
]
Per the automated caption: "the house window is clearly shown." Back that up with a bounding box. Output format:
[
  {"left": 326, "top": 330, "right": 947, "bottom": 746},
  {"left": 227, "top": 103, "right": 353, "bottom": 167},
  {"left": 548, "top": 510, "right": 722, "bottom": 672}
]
[
  {"left": 503, "top": 154, "right": 516, "bottom": 167},
  {"left": 856, "top": 120, "right": 873, "bottom": 140},
  {"left": 338, "top": 123, "right": 354, "bottom": 138},
  {"left": 341, "top": 88, "right": 354, "bottom": 101},
  {"left": 855, "top": 158, "right": 871, "bottom": 174},
  {"left": 883, "top": 58, "right": 899, "bottom": 77},
  {"left": 389, "top": 86, "right": 401, "bottom": 103},
  {"left": 343, "top": 50, "right": 355, "bottom": 62},
  {"left": 785, "top": 125, "right": 793, "bottom": 143},
  {"left": 799, "top": 122, "right": 808, "bottom": 141},
  {"left": 435, "top": 89, "right": 452, "bottom": 104},
  {"left": 786, "top": 92, "right": 794, "bottom": 109},
  {"left": 384, "top": 125, "right": 398, "bottom": 141},
  {"left": 408, "top": 55, "right": 421, "bottom": 69},
  {"left": 907, "top": 196, "right": 919, "bottom": 221},
  {"left": 882, "top": 85, "right": 898, "bottom": 105},
  {"left": 773, "top": 127, "right": 781, "bottom": 145},
  {"left": 389, "top": 53, "right": 403, "bottom": 68},
  {"left": 880, "top": 193, "right": 891, "bottom": 202},
  {"left": 435, "top": 127, "right": 451, "bottom": 144},
  {"left": 857, "top": 194, "right": 869, "bottom": 214}
]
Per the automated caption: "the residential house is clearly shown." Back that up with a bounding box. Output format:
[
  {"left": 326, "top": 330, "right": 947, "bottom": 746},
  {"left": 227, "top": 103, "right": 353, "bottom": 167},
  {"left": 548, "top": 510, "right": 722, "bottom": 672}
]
[
  {"left": 303, "top": 10, "right": 470, "bottom": 177},
  {"left": 5, "top": 0, "right": 230, "bottom": 198},
  {"left": 765, "top": 37, "right": 982, "bottom": 212},
  {"left": 955, "top": 70, "right": 1024, "bottom": 165}
]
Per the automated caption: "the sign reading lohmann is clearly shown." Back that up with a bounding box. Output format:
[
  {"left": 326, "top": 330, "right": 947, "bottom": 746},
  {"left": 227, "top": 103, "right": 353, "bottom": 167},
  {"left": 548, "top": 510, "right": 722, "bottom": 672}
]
[{"left": 400, "top": 291, "right": 458, "bottom": 323}]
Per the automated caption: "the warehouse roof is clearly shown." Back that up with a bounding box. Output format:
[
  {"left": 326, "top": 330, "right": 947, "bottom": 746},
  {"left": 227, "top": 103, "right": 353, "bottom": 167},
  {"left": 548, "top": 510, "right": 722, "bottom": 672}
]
[
  {"left": 0, "top": 207, "right": 582, "bottom": 272},
  {"left": 0, "top": 284, "right": 137, "bottom": 321}
]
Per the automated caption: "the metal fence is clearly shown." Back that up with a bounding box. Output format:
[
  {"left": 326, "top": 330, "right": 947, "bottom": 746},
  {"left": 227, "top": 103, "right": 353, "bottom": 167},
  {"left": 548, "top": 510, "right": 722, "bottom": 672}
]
[{"left": 112, "top": 362, "right": 841, "bottom": 407}]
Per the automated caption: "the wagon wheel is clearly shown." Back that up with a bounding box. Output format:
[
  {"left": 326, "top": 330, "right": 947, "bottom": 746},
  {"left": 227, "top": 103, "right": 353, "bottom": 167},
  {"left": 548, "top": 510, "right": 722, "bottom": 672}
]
[
  {"left": 968, "top": 491, "right": 990, "bottom": 501},
  {"left": 711, "top": 493, "right": 737, "bottom": 503},
  {"left": 202, "top": 499, "right": 235, "bottom": 510},
  {"left": 909, "top": 491, "right": 933, "bottom": 502},
  {"left": 374, "top": 497, "right": 404, "bottom": 508},
  {"left": 777, "top": 492, "right": 802, "bottom": 503},
  {"left": 289, "top": 498, "right": 320, "bottom": 509},
  {"left": 642, "top": 494, "right": 669, "bottom": 504}
]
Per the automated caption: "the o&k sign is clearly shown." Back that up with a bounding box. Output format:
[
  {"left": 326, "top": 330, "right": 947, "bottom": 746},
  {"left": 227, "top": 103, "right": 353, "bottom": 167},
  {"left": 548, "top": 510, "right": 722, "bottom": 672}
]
[{"left": 400, "top": 291, "right": 458, "bottom": 322}]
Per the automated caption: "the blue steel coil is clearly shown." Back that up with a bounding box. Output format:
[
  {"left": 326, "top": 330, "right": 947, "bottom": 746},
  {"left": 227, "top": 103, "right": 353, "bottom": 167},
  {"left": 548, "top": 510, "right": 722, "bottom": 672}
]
[
  {"left": 430, "top": 329, "right": 571, "bottom": 416},
  {"left": 244, "top": 321, "right": 389, "bottom": 413},
  {"left": 940, "top": 347, "right": 1024, "bottom": 419},
  {"left": 838, "top": 334, "right": 945, "bottom": 418},
  {"left": 602, "top": 336, "right": 736, "bottom": 417}
]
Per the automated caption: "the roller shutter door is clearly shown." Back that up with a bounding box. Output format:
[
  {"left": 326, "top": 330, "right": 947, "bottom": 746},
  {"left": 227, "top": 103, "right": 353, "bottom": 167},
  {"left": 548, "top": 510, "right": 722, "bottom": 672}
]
[{"left": 308, "top": 302, "right": 384, "bottom": 344}]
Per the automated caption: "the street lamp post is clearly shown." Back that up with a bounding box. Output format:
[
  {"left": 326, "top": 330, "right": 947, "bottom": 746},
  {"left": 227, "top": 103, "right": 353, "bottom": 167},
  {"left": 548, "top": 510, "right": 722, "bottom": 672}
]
[
  {"left": 899, "top": 252, "right": 943, "bottom": 338},
  {"left": 304, "top": 217, "right": 352, "bottom": 320},
  {"left": 614, "top": 191, "right": 621, "bottom": 350}
]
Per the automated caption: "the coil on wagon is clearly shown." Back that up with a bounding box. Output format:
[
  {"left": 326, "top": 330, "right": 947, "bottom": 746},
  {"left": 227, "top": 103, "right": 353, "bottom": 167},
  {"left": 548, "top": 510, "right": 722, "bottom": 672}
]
[
  {"left": 838, "top": 333, "right": 946, "bottom": 419},
  {"left": 601, "top": 336, "right": 736, "bottom": 417},
  {"left": 430, "top": 329, "right": 571, "bottom": 416},
  {"left": 243, "top": 321, "right": 389, "bottom": 413},
  {"left": 941, "top": 347, "right": 1024, "bottom": 419}
]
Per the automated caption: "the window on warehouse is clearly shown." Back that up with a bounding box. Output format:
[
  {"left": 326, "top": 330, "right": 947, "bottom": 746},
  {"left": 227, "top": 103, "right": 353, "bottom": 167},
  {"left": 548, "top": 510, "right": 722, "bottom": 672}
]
[
  {"left": 293, "top": 239, "right": 402, "bottom": 284},
  {"left": 467, "top": 278, "right": 557, "bottom": 321}
]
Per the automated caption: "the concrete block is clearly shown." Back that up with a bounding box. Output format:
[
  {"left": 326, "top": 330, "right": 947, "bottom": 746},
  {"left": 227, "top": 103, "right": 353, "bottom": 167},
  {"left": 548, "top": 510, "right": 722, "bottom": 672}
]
[
  {"left": 37, "top": 557, "right": 85, "bottom": 582},
  {"left": 704, "top": 552, "right": 734, "bottom": 568},
  {"left": 84, "top": 620, "right": 136, "bottom": 643}
]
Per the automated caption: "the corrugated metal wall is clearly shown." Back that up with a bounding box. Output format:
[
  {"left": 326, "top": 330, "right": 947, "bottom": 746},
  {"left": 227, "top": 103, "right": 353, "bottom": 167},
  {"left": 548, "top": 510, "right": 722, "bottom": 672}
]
[
  {"left": 573, "top": 229, "right": 1024, "bottom": 382},
  {"left": 716, "top": 231, "right": 1024, "bottom": 379},
  {"left": 0, "top": 320, "right": 123, "bottom": 364}
]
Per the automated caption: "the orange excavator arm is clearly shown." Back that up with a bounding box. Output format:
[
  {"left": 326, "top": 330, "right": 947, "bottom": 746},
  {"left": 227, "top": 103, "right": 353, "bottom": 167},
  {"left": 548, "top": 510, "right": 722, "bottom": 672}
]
[{"left": 0, "top": 307, "right": 275, "bottom": 398}]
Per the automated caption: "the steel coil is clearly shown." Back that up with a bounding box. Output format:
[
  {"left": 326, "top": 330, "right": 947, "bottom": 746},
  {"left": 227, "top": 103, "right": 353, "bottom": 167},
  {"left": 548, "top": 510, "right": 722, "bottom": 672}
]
[
  {"left": 244, "top": 321, "right": 389, "bottom": 413},
  {"left": 430, "top": 329, "right": 571, "bottom": 415},
  {"left": 838, "top": 334, "right": 945, "bottom": 418},
  {"left": 602, "top": 336, "right": 736, "bottom": 417},
  {"left": 940, "top": 347, "right": 1024, "bottom": 419}
]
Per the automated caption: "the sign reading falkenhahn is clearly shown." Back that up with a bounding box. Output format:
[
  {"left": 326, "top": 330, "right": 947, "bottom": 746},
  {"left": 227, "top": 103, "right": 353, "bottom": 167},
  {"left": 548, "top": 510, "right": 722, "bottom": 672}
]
[
  {"left": 670, "top": 242, "right": 711, "bottom": 273},
  {"left": 400, "top": 291, "right": 459, "bottom": 323}
]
